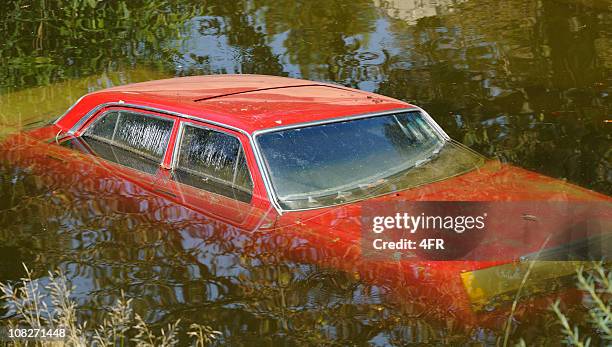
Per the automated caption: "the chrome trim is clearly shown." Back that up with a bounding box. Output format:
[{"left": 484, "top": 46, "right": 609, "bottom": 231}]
[
  {"left": 83, "top": 109, "right": 177, "bottom": 165},
  {"left": 68, "top": 102, "right": 282, "bottom": 214},
  {"left": 251, "top": 107, "right": 452, "bottom": 213},
  {"left": 68, "top": 104, "right": 107, "bottom": 134},
  {"left": 414, "top": 105, "right": 450, "bottom": 140},
  {"left": 170, "top": 121, "right": 186, "bottom": 170},
  {"left": 54, "top": 129, "right": 63, "bottom": 145},
  {"left": 54, "top": 95, "right": 85, "bottom": 125},
  {"left": 249, "top": 131, "right": 284, "bottom": 213},
  {"left": 67, "top": 103, "right": 449, "bottom": 215},
  {"left": 252, "top": 107, "right": 418, "bottom": 135},
  {"left": 86, "top": 108, "right": 176, "bottom": 135},
  {"left": 112, "top": 112, "right": 122, "bottom": 141},
  {"left": 67, "top": 102, "right": 251, "bottom": 137}
]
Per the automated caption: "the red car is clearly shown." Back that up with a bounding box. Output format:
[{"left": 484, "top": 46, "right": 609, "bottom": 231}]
[{"left": 2, "top": 74, "right": 610, "bottom": 326}]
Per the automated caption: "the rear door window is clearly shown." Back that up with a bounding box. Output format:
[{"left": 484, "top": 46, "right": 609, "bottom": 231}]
[
  {"left": 62, "top": 137, "right": 161, "bottom": 175},
  {"left": 173, "top": 124, "right": 253, "bottom": 202},
  {"left": 85, "top": 110, "right": 174, "bottom": 161},
  {"left": 86, "top": 111, "right": 119, "bottom": 139},
  {"left": 77, "top": 110, "right": 174, "bottom": 173}
]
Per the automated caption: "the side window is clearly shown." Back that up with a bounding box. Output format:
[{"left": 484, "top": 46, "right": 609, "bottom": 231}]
[
  {"left": 85, "top": 111, "right": 173, "bottom": 161},
  {"left": 63, "top": 137, "right": 160, "bottom": 175},
  {"left": 78, "top": 110, "right": 174, "bottom": 174},
  {"left": 173, "top": 125, "right": 253, "bottom": 203},
  {"left": 86, "top": 111, "right": 119, "bottom": 139}
]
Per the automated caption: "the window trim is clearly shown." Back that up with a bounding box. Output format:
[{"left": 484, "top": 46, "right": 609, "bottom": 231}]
[
  {"left": 61, "top": 101, "right": 446, "bottom": 214},
  {"left": 171, "top": 121, "right": 255, "bottom": 200},
  {"left": 83, "top": 109, "right": 177, "bottom": 166},
  {"left": 62, "top": 102, "right": 278, "bottom": 211},
  {"left": 66, "top": 136, "right": 163, "bottom": 177}
]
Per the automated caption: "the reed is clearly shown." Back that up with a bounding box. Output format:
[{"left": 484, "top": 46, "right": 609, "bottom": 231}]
[
  {"left": 0, "top": 264, "right": 221, "bottom": 346},
  {"left": 550, "top": 262, "right": 611, "bottom": 347}
]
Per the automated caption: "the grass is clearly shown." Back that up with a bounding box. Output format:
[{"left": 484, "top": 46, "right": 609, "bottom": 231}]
[
  {"left": 549, "top": 262, "right": 611, "bottom": 347},
  {"left": 510, "top": 261, "right": 611, "bottom": 347},
  {"left": 502, "top": 235, "right": 552, "bottom": 347},
  {"left": 2, "top": 262, "right": 609, "bottom": 346},
  {"left": 0, "top": 264, "right": 221, "bottom": 346}
]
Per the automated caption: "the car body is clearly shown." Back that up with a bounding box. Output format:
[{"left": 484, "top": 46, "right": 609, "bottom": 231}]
[{"left": 1, "top": 74, "right": 610, "bottom": 325}]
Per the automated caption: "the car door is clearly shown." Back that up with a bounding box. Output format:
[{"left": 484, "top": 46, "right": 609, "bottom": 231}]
[
  {"left": 61, "top": 108, "right": 177, "bottom": 202},
  {"left": 163, "top": 120, "right": 259, "bottom": 226}
]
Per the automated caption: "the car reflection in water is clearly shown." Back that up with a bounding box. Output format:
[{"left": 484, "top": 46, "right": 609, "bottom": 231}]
[{"left": 1, "top": 128, "right": 450, "bottom": 344}]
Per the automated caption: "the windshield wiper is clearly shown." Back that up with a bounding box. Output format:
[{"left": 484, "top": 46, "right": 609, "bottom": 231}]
[
  {"left": 358, "top": 142, "right": 448, "bottom": 199},
  {"left": 414, "top": 143, "right": 444, "bottom": 167},
  {"left": 357, "top": 178, "right": 389, "bottom": 190}
]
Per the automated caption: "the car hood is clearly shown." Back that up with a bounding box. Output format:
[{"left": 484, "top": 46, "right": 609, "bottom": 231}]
[
  {"left": 266, "top": 161, "right": 609, "bottom": 321},
  {"left": 273, "top": 160, "right": 610, "bottom": 266}
]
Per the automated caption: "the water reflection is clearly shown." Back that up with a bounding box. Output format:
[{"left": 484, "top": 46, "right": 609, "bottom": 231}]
[
  {"left": 0, "top": 128, "right": 600, "bottom": 345},
  {"left": 0, "top": 150, "right": 482, "bottom": 345},
  {"left": 374, "top": 0, "right": 611, "bottom": 194},
  {"left": 0, "top": 0, "right": 610, "bottom": 345},
  {"left": 1, "top": 0, "right": 609, "bottom": 193}
]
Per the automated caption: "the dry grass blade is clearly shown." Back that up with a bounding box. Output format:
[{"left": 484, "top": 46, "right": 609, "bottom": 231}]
[
  {"left": 47, "top": 269, "right": 86, "bottom": 347},
  {"left": 187, "top": 323, "right": 223, "bottom": 346},
  {"left": 502, "top": 235, "right": 551, "bottom": 347},
  {"left": 93, "top": 291, "right": 133, "bottom": 346}
]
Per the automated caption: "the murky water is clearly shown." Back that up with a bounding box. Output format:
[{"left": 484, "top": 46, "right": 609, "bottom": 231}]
[{"left": 0, "top": 0, "right": 610, "bottom": 345}]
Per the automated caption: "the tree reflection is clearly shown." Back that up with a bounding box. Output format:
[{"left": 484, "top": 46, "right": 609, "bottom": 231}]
[
  {"left": 1, "top": 0, "right": 608, "bottom": 194},
  {"left": 255, "top": 0, "right": 378, "bottom": 83},
  {"left": 376, "top": 0, "right": 611, "bottom": 194},
  {"left": 0, "top": 0, "right": 201, "bottom": 92}
]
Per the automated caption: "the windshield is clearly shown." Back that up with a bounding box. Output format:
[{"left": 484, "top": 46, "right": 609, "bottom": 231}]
[{"left": 257, "top": 111, "right": 485, "bottom": 210}]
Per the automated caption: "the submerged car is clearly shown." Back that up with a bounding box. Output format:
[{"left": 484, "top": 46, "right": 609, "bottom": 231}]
[{"left": 1, "top": 75, "right": 609, "bottom": 325}]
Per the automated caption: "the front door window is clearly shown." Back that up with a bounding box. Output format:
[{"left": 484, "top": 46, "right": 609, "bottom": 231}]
[{"left": 173, "top": 124, "right": 253, "bottom": 203}]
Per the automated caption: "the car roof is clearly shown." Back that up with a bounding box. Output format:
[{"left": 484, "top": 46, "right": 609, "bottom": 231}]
[{"left": 72, "top": 75, "right": 415, "bottom": 134}]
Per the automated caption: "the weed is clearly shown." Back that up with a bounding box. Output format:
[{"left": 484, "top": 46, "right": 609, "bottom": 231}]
[
  {"left": 550, "top": 262, "right": 611, "bottom": 347},
  {"left": 0, "top": 264, "right": 221, "bottom": 346}
]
